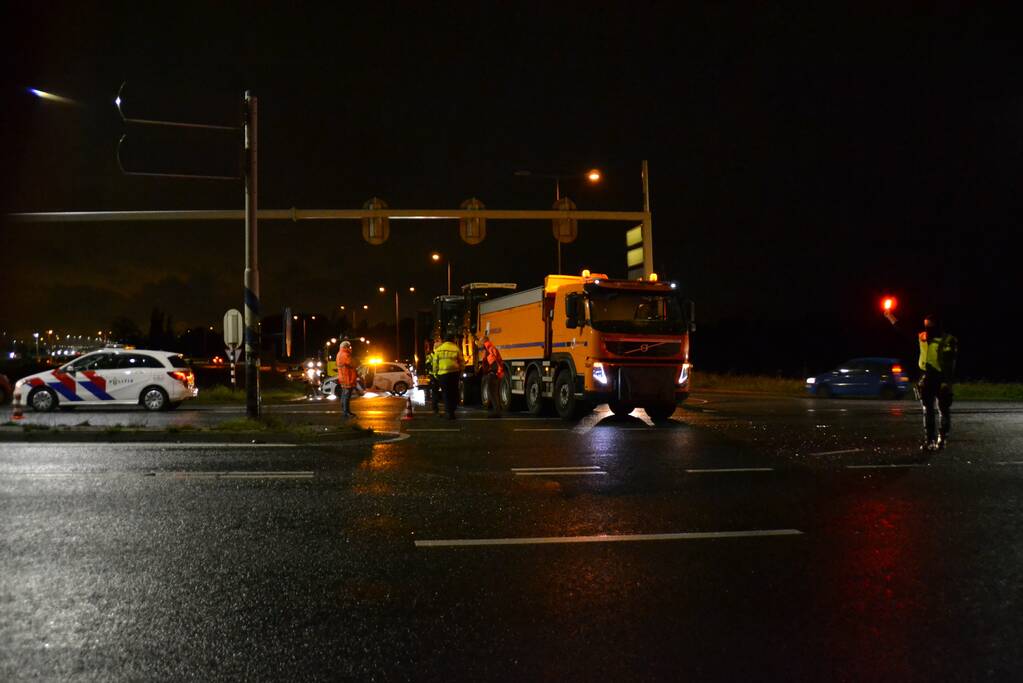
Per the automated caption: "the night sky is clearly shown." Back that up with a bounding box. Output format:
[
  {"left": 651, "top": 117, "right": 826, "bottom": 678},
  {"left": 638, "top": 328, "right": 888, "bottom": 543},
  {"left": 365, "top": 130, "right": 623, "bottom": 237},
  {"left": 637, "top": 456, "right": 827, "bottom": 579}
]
[{"left": 2, "top": 4, "right": 1020, "bottom": 378}]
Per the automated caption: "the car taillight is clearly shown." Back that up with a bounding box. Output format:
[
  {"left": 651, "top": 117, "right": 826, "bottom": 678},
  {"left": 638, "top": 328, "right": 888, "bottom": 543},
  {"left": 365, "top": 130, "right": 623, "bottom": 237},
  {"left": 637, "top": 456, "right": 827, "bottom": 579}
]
[
  {"left": 891, "top": 365, "right": 903, "bottom": 374},
  {"left": 168, "top": 370, "right": 193, "bottom": 385}
]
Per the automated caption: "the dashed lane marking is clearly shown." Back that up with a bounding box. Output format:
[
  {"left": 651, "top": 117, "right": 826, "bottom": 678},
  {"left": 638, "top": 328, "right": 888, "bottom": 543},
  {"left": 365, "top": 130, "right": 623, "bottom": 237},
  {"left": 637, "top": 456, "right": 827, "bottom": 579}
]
[
  {"left": 0, "top": 442, "right": 298, "bottom": 449},
  {"left": 845, "top": 463, "right": 930, "bottom": 469},
  {"left": 809, "top": 448, "right": 864, "bottom": 456},
  {"left": 511, "top": 466, "right": 602, "bottom": 471},
  {"left": 150, "top": 470, "right": 314, "bottom": 480},
  {"left": 414, "top": 529, "right": 804, "bottom": 548},
  {"left": 993, "top": 461, "right": 1023, "bottom": 466},
  {"left": 686, "top": 467, "right": 774, "bottom": 473},
  {"left": 460, "top": 417, "right": 562, "bottom": 421},
  {"left": 512, "top": 465, "right": 606, "bottom": 476}
]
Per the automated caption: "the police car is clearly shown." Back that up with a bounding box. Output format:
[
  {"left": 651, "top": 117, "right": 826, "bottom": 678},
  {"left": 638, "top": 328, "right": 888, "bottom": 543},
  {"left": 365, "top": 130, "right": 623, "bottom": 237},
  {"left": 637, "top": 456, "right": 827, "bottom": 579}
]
[{"left": 13, "top": 349, "right": 198, "bottom": 412}]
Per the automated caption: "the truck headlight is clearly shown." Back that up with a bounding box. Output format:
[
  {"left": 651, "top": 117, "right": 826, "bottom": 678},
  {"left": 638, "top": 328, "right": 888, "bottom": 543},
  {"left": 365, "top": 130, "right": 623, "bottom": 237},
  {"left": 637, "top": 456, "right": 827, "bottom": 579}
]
[
  {"left": 806, "top": 377, "right": 816, "bottom": 384},
  {"left": 592, "top": 362, "right": 608, "bottom": 385},
  {"left": 678, "top": 363, "right": 691, "bottom": 385}
]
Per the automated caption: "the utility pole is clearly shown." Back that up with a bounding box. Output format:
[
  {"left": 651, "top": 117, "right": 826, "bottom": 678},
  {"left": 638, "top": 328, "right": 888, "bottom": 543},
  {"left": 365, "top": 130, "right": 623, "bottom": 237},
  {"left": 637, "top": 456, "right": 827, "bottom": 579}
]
[{"left": 244, "top": 91, "right": 260, "bottom": 418}]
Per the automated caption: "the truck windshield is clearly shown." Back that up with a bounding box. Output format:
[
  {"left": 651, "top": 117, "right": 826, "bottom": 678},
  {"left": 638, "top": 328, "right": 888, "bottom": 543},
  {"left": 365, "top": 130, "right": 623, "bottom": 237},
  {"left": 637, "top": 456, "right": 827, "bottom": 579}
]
[{"left": 588, "top": 291, "right": 685, "bottom": 334}]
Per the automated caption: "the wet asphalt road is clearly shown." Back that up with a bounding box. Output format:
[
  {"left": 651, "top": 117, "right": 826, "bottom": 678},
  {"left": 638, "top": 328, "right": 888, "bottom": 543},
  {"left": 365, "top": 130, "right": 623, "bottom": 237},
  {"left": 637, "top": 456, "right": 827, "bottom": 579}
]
[{"left": 2, "top": 392, "right": 1022, "bottom": 681}]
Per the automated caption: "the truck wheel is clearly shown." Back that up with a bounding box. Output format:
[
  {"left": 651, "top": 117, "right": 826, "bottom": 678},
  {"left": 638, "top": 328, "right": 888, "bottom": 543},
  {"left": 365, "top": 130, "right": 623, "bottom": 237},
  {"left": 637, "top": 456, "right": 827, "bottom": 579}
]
[
  {"left": 879, "top": 385, "right": 896, "bottom": 400},
  {"left": 609, "top": 400, "right": 634, "bottom": 417},
  {"left": 554, "top": 370, "right": 590, "bottom": 421},
  {"left": 499, "top": 375, "right": 514, "bottom": 411},
  {"left": 525, "top": 370, "right": 545, "bottom": 416},
  {"left": 645, "top": 403, "right": 676, "bottom": 423},
  {"left": 817, "top": 384, "right": 833, "bottom": 399},
  {"left": 480, "top": 376, "right": 492, "bottom": 409}
]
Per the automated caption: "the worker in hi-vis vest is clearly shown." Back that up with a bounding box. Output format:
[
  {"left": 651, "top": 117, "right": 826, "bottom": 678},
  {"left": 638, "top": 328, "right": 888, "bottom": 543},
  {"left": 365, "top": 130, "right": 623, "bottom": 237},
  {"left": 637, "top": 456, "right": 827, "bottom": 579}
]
[
  {"left": 888, "top": 310, "right": 958, "bottom": 451},
  {"left": 432, "top": 334, "right": 463, "bottom": 420}
]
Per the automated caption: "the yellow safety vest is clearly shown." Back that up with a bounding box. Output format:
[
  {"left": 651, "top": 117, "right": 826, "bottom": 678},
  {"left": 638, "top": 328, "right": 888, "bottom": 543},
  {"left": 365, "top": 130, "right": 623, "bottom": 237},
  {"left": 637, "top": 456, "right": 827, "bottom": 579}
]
[
  {"left": 918, "top": 332, "right": 957, "bottom": 375},
  {"left": 434, "top": 342, "right": 461, "bottom": 374}
]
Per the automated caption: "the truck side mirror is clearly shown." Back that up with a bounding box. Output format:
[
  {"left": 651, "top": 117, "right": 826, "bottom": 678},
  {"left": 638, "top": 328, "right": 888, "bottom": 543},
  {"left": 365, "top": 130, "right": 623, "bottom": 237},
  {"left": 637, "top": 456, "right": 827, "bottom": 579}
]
[{"left": 564, "top": 293, "right": 578, "bottom": 329}]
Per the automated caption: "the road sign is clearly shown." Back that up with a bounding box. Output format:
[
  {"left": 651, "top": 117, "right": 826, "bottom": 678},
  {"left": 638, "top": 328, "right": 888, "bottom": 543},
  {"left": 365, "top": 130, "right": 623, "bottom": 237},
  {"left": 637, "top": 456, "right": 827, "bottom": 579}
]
[
  {"left": 361, "top": 197, "right": 390, "bottom": 245},
  {"left": 223, "top": 308, "right": 243, "bottom": 347},
  {"left": 459, "top": 197, "right": 487, "bottom": 245},
  {"left": 552, "top": 196, "right": 577, "bottom": 243},
  {"left": 225, "top": 347, "right": 241, "bottom": 363},
  {"left": 626, "top": 224, "right": 645, "bottom": 280}
]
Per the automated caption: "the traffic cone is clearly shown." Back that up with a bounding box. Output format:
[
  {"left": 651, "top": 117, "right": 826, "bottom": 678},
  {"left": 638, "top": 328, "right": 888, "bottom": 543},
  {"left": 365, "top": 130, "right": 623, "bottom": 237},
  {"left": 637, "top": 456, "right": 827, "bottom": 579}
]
[
  {"left": 11, "top": 398, "right": 24, "bottom": 421},
  {"left": 403, "top": 394, "right": 414, "bottom": 420}
]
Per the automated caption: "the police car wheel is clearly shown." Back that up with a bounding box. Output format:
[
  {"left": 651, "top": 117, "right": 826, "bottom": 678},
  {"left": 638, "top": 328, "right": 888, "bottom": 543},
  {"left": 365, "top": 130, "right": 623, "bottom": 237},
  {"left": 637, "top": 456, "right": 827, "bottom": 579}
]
[
  {"left": 140, "top": 386, "right": 169, "bottom": 411},
  {"left": 392, "top": 381, "right": 409, "bottom": 396},
  {"left": 28, "top": 387, "right": 58, "bottom": 412}
]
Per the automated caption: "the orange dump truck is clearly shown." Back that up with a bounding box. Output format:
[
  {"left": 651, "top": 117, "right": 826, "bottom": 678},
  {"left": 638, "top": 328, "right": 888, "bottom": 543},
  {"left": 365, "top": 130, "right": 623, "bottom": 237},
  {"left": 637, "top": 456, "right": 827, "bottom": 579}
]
[{"left": 477, "top": 272, "right": 694, "bottom": 421}]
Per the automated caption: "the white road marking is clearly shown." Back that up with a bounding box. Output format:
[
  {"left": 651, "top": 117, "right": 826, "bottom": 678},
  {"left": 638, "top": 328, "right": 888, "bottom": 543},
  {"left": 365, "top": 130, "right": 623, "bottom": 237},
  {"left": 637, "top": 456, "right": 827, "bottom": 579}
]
[
  {"left": 686, "top": 467, "right": 774, "bottom": 473},
  {"left": 809, "top": 448, "right": 864, "bottom": 456},
  {"left": 415, "top": 529, "right": 804, "bottom": 548},
  {"left": 152, "top": 470, "right": 314, "bottom": 479},
  {"left": 460, "top": 417, "right": 561, "bottom": 421},
  {"left": 2, "top": 472, "right": 127, "bottom": 478},
  {"left": 845, "top": 464, "right": 930, "bottom": 469},
  {"left": 993, "top": 461, "right": 1023, "bottom": 466},
  {"left": 0, "top": 442, "right": 298, "bottom": 449},
  {"left": 515, "top": 471, "right": 607, "bottom": 476},
  {"left": 511, "top": 466, "right": 602, "bottom": 472}
]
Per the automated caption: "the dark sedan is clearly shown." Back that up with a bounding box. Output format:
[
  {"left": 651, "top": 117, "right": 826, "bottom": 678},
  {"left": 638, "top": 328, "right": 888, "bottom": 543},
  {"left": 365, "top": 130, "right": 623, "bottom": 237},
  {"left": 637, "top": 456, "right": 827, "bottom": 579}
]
[{"left": 806, "top": 357, "right": 911, "bottom": 399}]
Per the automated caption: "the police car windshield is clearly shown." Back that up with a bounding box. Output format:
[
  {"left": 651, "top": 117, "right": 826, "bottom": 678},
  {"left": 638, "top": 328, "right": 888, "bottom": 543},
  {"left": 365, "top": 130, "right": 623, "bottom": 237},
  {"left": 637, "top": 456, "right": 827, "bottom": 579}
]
[{"left": 588, "top": 291, "right": 685, "bottom": 334}]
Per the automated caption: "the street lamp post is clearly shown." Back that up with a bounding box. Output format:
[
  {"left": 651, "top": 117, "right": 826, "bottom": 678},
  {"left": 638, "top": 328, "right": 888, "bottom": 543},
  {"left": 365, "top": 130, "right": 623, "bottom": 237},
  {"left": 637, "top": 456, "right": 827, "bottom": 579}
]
[
  {"left": 514, "top": 168, "right": 602, "bottom": 274},
  {"left": 379, "top": 286, "right": 415, "bottom": 360},
  {"left": 431, "top": 252, "right": 451, "bottom": 295},
  {"left": 341, "top": 305, "right": 369, "bottom": 334},
  {"left": 33, "top": 332, "right": 40, "bottom": 361}
]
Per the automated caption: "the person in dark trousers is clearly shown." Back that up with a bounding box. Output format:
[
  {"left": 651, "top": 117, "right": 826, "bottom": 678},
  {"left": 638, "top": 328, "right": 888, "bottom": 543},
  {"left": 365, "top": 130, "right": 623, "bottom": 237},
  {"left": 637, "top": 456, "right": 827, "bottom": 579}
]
[
  {"left": 479, "top": 336, "right": 505, "bottom": 418},
  {"left": 425, "top": 341, "right": 440, "bottom": 415},
  {"left": 334, "top": 340, "right": 359, "bottom": 418},
  {"left": 433, "top": 334, "right": 463, "bottom": 420},
  {"left": 887, "top": 311, "right": 959, "bottom": 451}
]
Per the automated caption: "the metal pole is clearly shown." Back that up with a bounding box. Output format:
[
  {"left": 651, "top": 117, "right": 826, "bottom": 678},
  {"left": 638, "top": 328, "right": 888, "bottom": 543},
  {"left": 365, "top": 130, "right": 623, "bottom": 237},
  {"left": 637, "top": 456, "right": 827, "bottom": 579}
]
[
  {"left": 447, "top": 262, "right": 451, "bottom": 296},
  {"left": 244, "top": 91, "right": 260, "bottom": 418},
  {"left": 555, "top": 178, "right": 561, "bottom": 274},
  {"left": 641, "top": 159, "right": 654, "bottom": 278},
  {"left": 394, "top": 290, "right": 400, "bottom": 360}
]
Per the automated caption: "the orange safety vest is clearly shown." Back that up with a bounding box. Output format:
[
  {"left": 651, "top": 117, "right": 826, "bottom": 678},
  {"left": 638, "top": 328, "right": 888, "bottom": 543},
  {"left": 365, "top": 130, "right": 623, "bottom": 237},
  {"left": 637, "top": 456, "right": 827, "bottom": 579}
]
[
  {"left": 483, "top": 342, "right": 505, "bottom": 378},
  {"left": 335, "top": 347, "right": 358, "bottom": 388}
]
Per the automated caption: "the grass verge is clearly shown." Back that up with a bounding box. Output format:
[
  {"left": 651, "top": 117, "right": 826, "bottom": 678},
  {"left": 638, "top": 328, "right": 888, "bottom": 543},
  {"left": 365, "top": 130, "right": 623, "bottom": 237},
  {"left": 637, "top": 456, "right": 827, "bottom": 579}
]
[
  {"left": 192, "top": 385, "right": 307, "bottom": 404},
  {"left": 695, "top": 371, "right": 1023, "bottom": 401}
]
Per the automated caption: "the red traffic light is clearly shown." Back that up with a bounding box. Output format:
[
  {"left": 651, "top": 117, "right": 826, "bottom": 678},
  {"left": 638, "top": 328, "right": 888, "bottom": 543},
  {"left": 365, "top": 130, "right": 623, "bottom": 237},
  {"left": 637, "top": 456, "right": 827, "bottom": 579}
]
[{"left": 881, "top": 296, "right": 897, "bottom": 313}]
